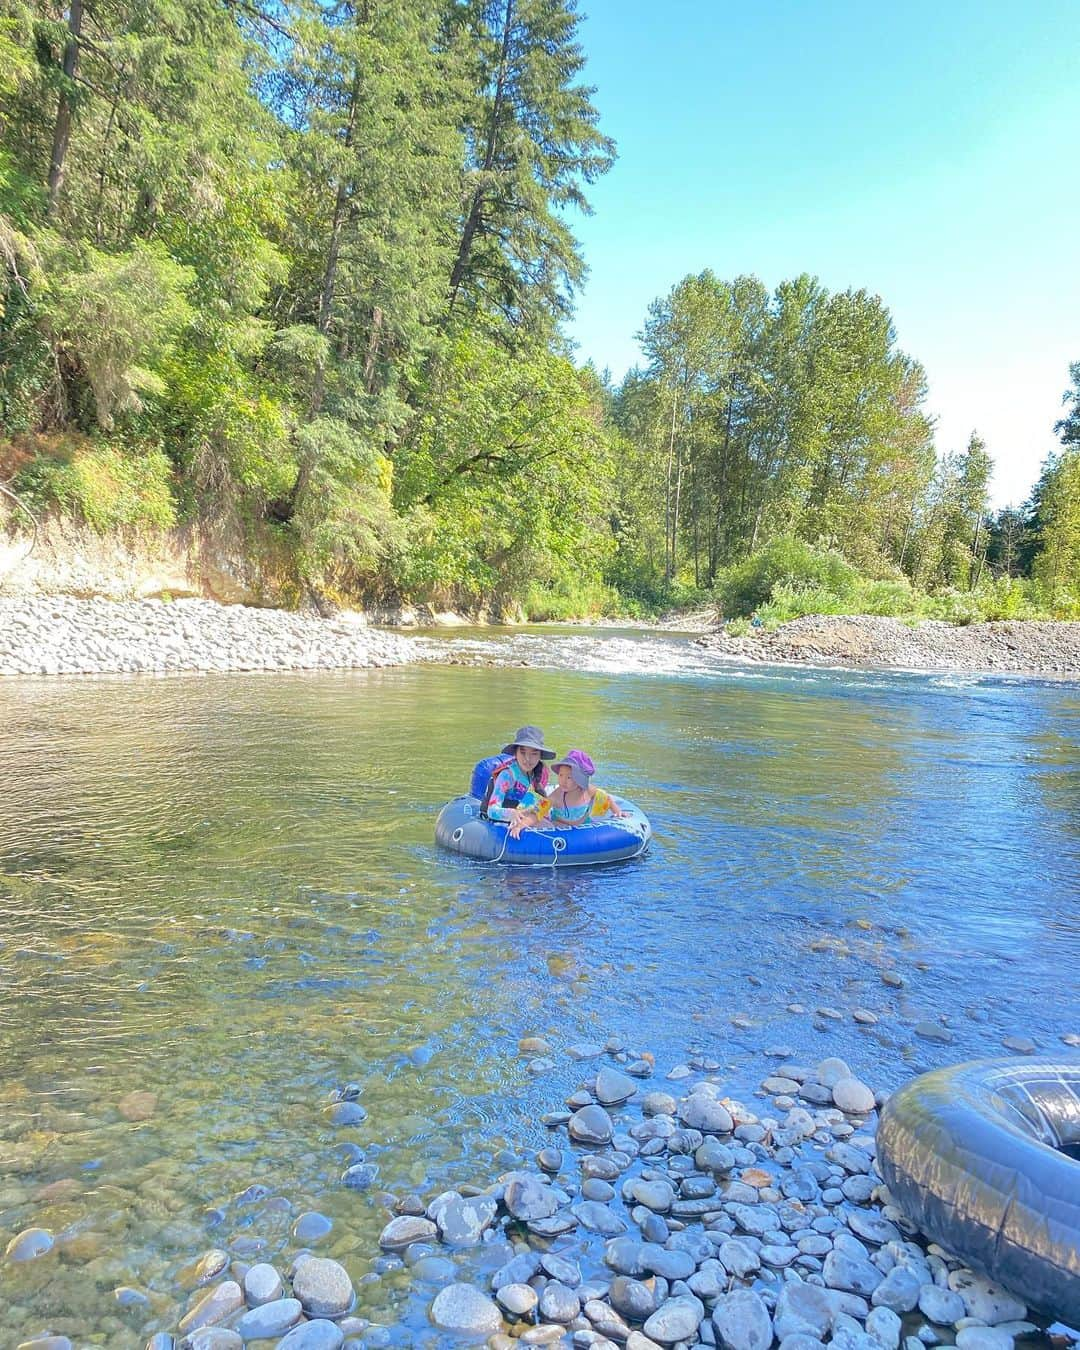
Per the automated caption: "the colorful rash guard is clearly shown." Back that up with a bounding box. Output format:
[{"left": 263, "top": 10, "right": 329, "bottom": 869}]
[
  {"left": 485, "top": 761, "right": 547, "bottom": 821},
  {"left": 538, "top": 787, "right": 615, "bottom": 826}
]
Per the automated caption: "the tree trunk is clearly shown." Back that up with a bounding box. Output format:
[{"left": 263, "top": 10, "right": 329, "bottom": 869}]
[
  {"left": 447, "top": 0, "right": 514, "bottom": 315},
  {"left": 46, "top": 0, "right": 84, "bottom": 220}
]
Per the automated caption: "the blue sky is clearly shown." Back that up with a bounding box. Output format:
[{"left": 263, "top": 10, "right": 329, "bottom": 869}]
[{"left": 566, "top": 0, "right": 1080, "bottom": 507}]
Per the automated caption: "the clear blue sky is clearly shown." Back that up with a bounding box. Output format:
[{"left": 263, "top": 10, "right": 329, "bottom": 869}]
[{"left": 566, "top": 0, "right": 1080, "bottom": 508}]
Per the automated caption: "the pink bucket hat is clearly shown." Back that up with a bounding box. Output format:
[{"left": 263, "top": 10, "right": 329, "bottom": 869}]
[{"left": 552, "top": 749, "right": 595, "bottom": 789}]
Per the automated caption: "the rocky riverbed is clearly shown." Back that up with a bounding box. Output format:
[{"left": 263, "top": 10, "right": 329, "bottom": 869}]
[
  {"left": 0, "top": 596, "right": 429, "bottom": 676},
  {"left": 10, "top": 1044, "right": 1077, "bottom": 1350},
  {"left": 695, "top": 617, "right": 1080, "bottom": 677}
]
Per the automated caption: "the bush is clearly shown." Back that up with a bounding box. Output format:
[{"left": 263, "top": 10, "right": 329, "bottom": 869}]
[
  {"left": 13, "top": 435, "right": 177, "bottom": 530},
  {"left": 714, "top": 537, "right": 860, "bottom": 618}
]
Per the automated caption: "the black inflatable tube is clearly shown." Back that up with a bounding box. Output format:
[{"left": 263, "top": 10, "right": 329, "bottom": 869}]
[{"left": 877, "top": 1057, "right": 1080, "bottom": 1323}]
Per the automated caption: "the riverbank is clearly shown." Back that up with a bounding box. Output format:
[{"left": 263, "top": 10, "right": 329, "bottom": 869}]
[
  {"left": 5, "top": 596, "right": 1080, "bottom": 680},
  {"left": 37, "top": 1042, "right": 1079, "bottom": 1347},
  {"left": 0, "top": 596, "right": 427, "bottom": 675},
  {"left": 696, "top": 615, "right": 1080, "bottom": 677}
]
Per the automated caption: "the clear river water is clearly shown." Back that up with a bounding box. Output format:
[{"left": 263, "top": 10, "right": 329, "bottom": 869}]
[{"left": 1, "top": 626, "right": 1078, "bottom": 1346}]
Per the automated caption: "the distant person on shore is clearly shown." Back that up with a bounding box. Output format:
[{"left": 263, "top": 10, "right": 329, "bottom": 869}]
[
  {"left": 750, "top": 610, "right": 764, "bottom": 628},
  {"left": 481, "top": 725, "right": 555, "bottom": 829},
  {"left": 510, "top": 749, "right": 627, "bottom": 836}
]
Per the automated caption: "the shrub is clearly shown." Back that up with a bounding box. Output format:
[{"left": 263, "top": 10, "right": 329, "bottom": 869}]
[
  {"left": 714, "top": 537, "right": 860, "bottom": 618},
  {"left": 13, "top": 435, "right": 177, "bottom": 531}
]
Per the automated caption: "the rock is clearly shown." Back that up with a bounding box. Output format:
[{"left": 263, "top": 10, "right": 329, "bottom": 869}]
[
  {"left": 626, "top": 1335, "right": 664, "bottom": 1350},
  {"left": 816, "top": 1058, "right": 852, "bottom": 1087},
  {"left": 185, "top": 1331, "right": 242, "bottom": 1350},
  {"left": 292, "top": 1257, "right": 355, "bottom": 1318},
  {"left": 537, "top": 1148, "right": 563, "bottom": 1173},
  {"left": 573, "top": 1200, "right": 628, "bottom": 1235},
  {"left": 871, "top": 1266, "right": 924, "bottom": 1313},
  {"left": 644, "top": 1294, "right": 705, "bottom": 1344},
  {"left": 596, "top": 1067, "right": 639, "bottom": 1105},
  {"left": 503, "top": 1172, "right": 560, "bottom": 1220},
  {"left": 774, "top": 1282, "right": 836, "bottom": 1339},
  {"left": 539, "top": 1281, "right": 581, "bottom": 1323},
  {"left": 491, "top": 1252, "right": 542, "bottom": 1289},
  {"left": 846, "top": 1210, "right": 901, "bottom": 1246},
  {"left": 853, "top": 1009, "right": 878, "bottom": 1024},
  {"left": 832, "top": 1077, "right": 876, "bottom": 1114},
  {"left": 178, "top": 1281, "right": 244, "bottom": 1335},
  {"left": 717, "top": 1239, "right": 761, "bottom": 1278},
  {"left": 496, "top": 1283, "right": 539, "bottom": 1316},
  {"left": 696, "top": 1137, "right": 736, "bottom": 1172},
  {"left": 585, "top": 1300, "right": 633, "bottom": 1340},
  {"left": 117, "top": 1089, "right": 157, "bottom": 1120},
  {"left": 642, "top": 1244, "right": 695, "bottom": 1280},
  {"left": 341, "top": 1162, "right": 378, "bottom": 1189},
  {"left": 327, "top": 1100, "right": 367, "bottom": 1125},
  {"left": 917, "top": 1285, "right": 966, "bottom": 1325},
  {"left": 823, "top": 1249, "right": 883, "bottom": 1297},
  {"left": 711, "top": 1289, "right": 774, "bottom": 1350},
  {"left": 431, "top": 1282, "right": 504, "bottom": 1336},
  {"left": 520, "top": 1036, "right": 553, "bottom": 1054},
  {"left": 436, "top": 1194, "right": 498, "bottom": 1245},
  {"left": 1001, "top": 1036, "right": 1035, "bottom": 1054},
  {"left": 913, "top": 1022, "right": 953, "bottom": 1044},
  {"left": 679, "top": 1094, "right": 734, "bottom": 1133},
  {"left": 4, "top": 1228, "right": 54, "bottom": 1261},
  {"left": 568, "top": 1043, "right": 604, "bottom": 1060},
  {"left": 954, "top": 1330, "right": 1015, "bottom": 1350},
  {"left": 15, "top": 1339, "right": 75, "bottom": 1350},
  {"left": 234, "top": 1298, "right": 304, "bottom": 1340},
  {"left": 293, "top": 1211, "right": 332, "bottom": 1243},
  {"left": 629, "top": 1178, "right": 676, "bottom": 1211},
  {"left": 610, "top": 1275, "right": 660, "bottom": 1321},
  {"left": 541, "top": 1252, "right": 581, "bottom": 1287},
  {"left": 378, "top": 1216, "right": 438, "bottom": 1249},
  {"left": 276, "top": 1322, "right": 346, "bottom": 1350},
  {"left": 194, "top": 1249, "right": 230, "bottom": 1284},
  {"left": 569, "top": 1104, "right": 615, "bottom": 1144},
  {"left": 946, "top": 1271, "right": 1026, "bottom": 1325},
  {"left": 866, "top": 1306, "right": 902, "bottom": 1350}
]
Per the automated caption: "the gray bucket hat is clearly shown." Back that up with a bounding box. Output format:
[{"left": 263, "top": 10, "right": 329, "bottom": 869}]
[{"left": 502, "top": 725, "right": 556, "bottom": 760}]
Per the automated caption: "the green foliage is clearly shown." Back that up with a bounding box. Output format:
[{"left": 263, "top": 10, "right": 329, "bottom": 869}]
[
  {"left": 714, "top": 537, "right": 861, "bottom": 618},
  {"left": 1031, "top": 448, "right": 1080, "bottom": 600},
  {"left": 394, "top": 329, "right": 615, "bottom": 606},
  {"left": 42, "top": 239, "right": 194, "bottom": 428},
  {"left": 290, "top": 418, "right": 399, "bottom": 596},
  {"left": 13, "top": 434, "right": 176, "bottom": 530}
]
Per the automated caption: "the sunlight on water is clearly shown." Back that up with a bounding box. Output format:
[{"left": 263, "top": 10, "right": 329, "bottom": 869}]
[{"left": 0, "top": 643, "right": 1078, "bottom": 1344}]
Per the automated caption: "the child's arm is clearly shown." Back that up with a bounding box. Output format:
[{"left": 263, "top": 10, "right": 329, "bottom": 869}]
[{"left": 593, "top": 788, "right": 626, "bottom": 819}]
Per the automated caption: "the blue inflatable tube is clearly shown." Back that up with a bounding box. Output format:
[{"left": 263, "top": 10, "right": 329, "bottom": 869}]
[
  {"left": 877, "top": 1057, "right": 1080, "bottom": 1323},
  {"left": 435, "top": 792, "right": 651, "bottom": 867}
]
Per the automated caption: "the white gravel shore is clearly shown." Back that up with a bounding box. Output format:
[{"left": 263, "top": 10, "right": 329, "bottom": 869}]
[
  {"left": 696, "top": 615, "right": 1080, "bottom": 678},
  {"left": 0, "top": 596, "right": 427, "bottom": 676}
]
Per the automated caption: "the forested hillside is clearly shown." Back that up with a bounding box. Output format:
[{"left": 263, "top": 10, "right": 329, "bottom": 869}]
[{"left": 1, "top": 0, "right": 1078, "bottom": 618}]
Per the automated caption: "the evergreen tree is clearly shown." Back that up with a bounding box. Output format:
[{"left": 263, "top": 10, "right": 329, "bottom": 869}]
[{"left": 444, "top": 0, "right": 614, "bottom": 337}]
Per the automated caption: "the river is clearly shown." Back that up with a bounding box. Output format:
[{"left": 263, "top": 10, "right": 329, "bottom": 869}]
[{"left": 0, "top": 627, "right": 1078, "bottom": 1345}]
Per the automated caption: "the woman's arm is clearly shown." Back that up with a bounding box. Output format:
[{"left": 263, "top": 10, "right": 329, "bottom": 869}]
[{"left": 485, "top": 765, "right": 519, "bottom": 821}]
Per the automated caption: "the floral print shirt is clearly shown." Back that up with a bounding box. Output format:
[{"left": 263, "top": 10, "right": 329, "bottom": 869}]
[{"left": 485, "top": 760, "right": 547, "bottom": 821}]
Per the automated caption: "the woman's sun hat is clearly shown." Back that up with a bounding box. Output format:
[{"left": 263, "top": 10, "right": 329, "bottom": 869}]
[
  {"left": 502, "top": 725, "right": 556, "bottom": 760},
  {"left": 552, "top": 749, "right": 595, "bottom": 789}
]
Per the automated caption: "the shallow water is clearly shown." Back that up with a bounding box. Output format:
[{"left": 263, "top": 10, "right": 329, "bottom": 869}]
[{"left": 1, "top": 630, "right": 1078, "bottom": 1345}]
